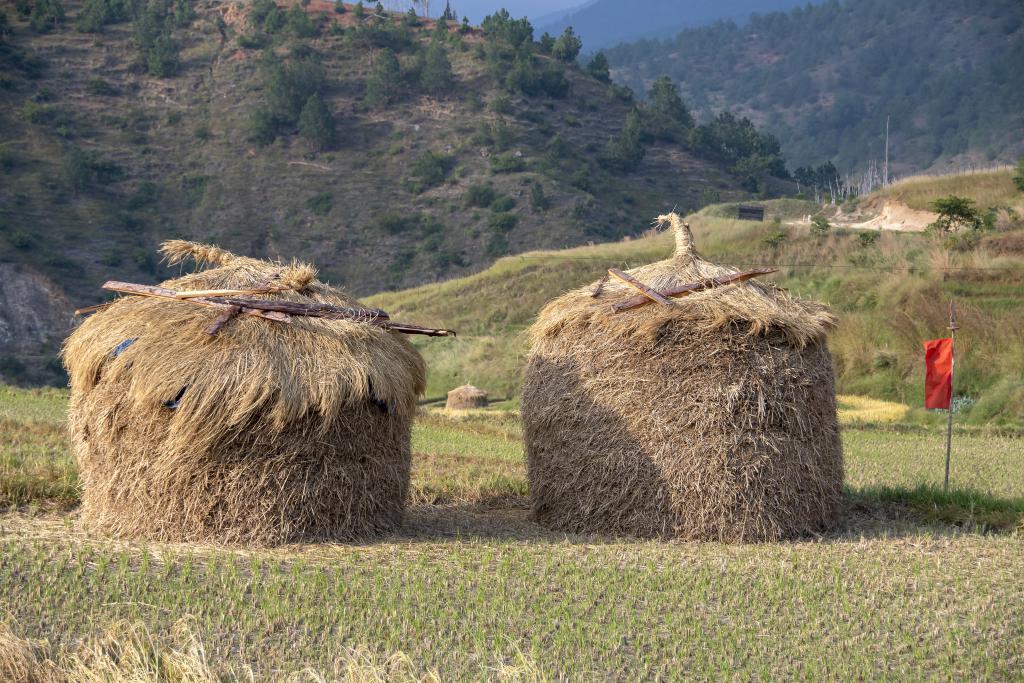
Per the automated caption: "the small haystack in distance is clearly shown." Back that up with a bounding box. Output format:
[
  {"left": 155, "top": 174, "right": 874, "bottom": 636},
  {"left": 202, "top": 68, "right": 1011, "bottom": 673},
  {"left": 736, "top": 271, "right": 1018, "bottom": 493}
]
[
  {"left": 63, "top": 241, "right": 428, "bottom": 546},
  {"left": 446, "top": 384, "right": 489, "bottom": 410},
  {"left": 522, "top": 214, "right": 843, "bottom": 542}
]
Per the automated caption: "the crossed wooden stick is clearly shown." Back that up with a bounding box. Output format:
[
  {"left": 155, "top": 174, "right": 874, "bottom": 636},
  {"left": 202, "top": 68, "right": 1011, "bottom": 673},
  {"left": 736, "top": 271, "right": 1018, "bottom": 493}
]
[
  {"left": 603, "top": 268, "right": 778, "bottom": 313},
  {"left": 75, "top": 281, "right": 455, "bottom": 338}
]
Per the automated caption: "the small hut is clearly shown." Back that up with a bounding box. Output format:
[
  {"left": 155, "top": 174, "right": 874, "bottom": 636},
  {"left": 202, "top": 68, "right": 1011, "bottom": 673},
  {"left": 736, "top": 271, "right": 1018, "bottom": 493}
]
[
  {"left": 522, "top": 214, "right": 843, "bottom": 542},
  {"left": 446, "top": 384, "right": 488, "bottom": 410},
  {"left": 63, "top": 241, "right": 430, "bottom": 546}
]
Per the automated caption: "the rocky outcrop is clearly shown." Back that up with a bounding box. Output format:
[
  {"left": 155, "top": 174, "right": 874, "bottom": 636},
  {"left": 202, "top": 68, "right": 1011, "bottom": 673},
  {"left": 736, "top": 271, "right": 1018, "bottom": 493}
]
[{"left": 0, "top": 264, "right": 75, "bottom": 384}]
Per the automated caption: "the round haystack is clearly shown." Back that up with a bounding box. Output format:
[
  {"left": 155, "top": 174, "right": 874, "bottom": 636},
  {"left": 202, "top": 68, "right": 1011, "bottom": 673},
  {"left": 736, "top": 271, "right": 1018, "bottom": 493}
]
[
  {"left": 522, "top": 214, "right": 844, "bottom": 542},
  {"left": 62, "top": 241, "right": 425, "bottom": 546},
  {"left": 446, "top": 384, "right": 488, "bottom": 410}
]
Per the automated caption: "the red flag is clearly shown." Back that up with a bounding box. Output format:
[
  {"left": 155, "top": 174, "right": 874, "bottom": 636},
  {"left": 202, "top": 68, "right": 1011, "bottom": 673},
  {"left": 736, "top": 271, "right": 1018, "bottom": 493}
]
[{"left": 923, "top": 338, "right": 953, "bottom": 409}]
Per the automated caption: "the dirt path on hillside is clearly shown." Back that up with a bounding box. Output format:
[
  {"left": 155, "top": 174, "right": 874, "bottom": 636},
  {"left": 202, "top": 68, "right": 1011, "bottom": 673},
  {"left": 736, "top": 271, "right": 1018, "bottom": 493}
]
[{"left": 788, "top": 200, "right": 938, "bottom": 232}]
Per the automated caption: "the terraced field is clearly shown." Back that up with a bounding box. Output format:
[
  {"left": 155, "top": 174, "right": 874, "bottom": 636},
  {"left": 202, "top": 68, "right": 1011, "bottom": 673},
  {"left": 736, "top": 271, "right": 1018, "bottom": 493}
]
[{"left": 1, "top": 385, "right": 1022, "bottom": 679}]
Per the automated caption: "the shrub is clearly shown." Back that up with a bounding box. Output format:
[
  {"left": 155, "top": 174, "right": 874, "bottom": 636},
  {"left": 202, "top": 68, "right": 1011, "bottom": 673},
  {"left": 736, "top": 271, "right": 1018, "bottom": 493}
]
[
  {"left": 126, "top": 181, "right": 159, "bottom": 210},
  {"left": 0, "top": 355, "right": 27, "bottom": 381},
  {"left": 298, "top": 94, "right": 337, "bottom": 151},
  {"left": 7, "top": 230, "right": 35, "bottom": 250},
  {"left": 371, "top": 211, "right": 408, "bottom": 234},
  {"left": 811, "top": 215, "right": 831, "bottom": 236},
  {"left": 145, "top": 34, "right": 180, "bottom": 77},
  {"left": 63, "top": 147, "right": 123, "bottom": 190},
  {"left": 488, "top": 212, "right": 518, "bottom": 232},
  {"left": 1014, "top": 156, "right": 1024, "bottom": 193},
  {"left": 601, "top": 109, "right": 644, "bottom": 173},
  {"left": 286, "top": 3, "right": 318, "bottom": 37},
  {"left": 76, "top": 0, "right": 128, "bottom": 33},
  {"left": 0, "top": 145, "right": 17, "bottom": 173},
  {"left": 100, "top": 248, "right": 124, "bottom": 266},
  {"left": 537, "top": 31, "right": 554, "bottom": 54},
  {"left": 408, "top": 151, "right": 454, "bottom": 193},
  {"left": 490, "top": 153, "right": 525, "bottom": 174},
  {"left": 505, "top": 56, "right": 568, "bottom": 98},
  {"left": 586, "top": 52, "right": 610, "bottom": 82},
  {"left": 419, "top": 42, "right": 454, "bottom": 96},
  {"left": 86, "top": 78, "right": 117, "bottom": 96},
  {"left": 249, "top": 0, "right": 284, "bottom": 32},
  {"left": 307, "top": 191, "right": 332, "bottom": 216},
  {"left": 237, "top": 32, "right": 268, "bottom": 49},
  {"left": 762, "top": 229, "right": 788, "bottom": 250},
  {"left": 266, "top": 55, "right": 326, "bottom": 123},
  {"left": 490, "top": 94, "right": 513, "bottom": 115},
  {"left": 180, "top": 174, "right": 210, "bottom": 207},
  {"left": 700, "top": 188, "right": 720, "bottom": 206},
  {"left": 857, "top": 231, "right": 879, "bottom": 247},
  {"left": 465, "top": 183, "right": 497, "bottom": 208},
  {"left": 489, "top": 195, "right": 515, "bottom": 212},
  {"left": 463, "top": 91, "right": 483, "bottom": 112},
  {"left": 530, "top": 182, "right": 549, "bottom": 211},
  {"left": 248, "top": 107, "right": 277, "bottom": 145},
  {"left": 30, "top": 0, "right": 65, "bottom": 33},
  {"left": 365, "top": 48, "right": 402, "bottom": 107},
  {"left": 928, "top": 195, "right": 981, "bottom": 232},
  {"left": 485, "top": 233, "right": 509, "bottom": 257}
]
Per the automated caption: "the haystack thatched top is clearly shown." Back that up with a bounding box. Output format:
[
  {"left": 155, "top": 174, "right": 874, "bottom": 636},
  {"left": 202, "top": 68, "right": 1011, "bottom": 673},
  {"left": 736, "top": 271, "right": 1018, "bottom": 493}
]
[
  {"left": 532, "top": 213, "right": 835, "bottom": 346},
  {"left": 64, "top": 241, "right": 425, "bottom": 446}
]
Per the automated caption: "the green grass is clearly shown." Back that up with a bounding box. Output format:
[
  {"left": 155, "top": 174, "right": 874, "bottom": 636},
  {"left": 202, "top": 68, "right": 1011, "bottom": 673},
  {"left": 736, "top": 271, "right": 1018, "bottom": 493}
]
[
  {"left": 370, "top": 191, "right": 1024, "bottom": 424},
  {"left": 1, "top": 385, "right": 1023, "bottom": 678}
]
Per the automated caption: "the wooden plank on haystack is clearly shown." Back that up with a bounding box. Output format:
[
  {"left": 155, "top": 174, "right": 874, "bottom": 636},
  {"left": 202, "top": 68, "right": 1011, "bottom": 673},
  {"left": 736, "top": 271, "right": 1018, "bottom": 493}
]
[
  {"left": 608, "top": 268, "right": 675, "bottom": 307},
  {"left": 612, "top": 268, "right": 778, "bottom": 313}
]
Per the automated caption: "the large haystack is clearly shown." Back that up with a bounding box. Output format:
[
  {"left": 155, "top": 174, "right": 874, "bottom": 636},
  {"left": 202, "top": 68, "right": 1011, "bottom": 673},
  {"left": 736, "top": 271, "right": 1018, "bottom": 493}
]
[
  {"left": 522, "top": 214, "right": 843, "bottom": 542},
  {"left": 446, "top": 384, "right": 488, "bottom": 410},
  {"left": 62, "top": 241, "right": 426, "bottom": 545}
]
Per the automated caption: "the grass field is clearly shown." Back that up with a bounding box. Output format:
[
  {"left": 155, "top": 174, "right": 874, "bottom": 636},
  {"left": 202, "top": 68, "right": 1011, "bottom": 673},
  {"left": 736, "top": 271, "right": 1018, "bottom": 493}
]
[
  {"left": 368, "top": 177, "right": 1024, "bottom": 425},
  {"left": 1, "top": 385, "right": 1022, "bottom": 680}
]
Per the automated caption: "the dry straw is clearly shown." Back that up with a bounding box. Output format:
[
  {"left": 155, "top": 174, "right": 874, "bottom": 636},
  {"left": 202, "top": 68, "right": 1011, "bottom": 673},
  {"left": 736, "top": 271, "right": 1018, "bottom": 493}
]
[
  {"left": 62, "top": 241, "right": 425, "bottom": 546},
  {"left": 445, "top": 384, "right": 489, "bottom": 410},
  {"left": 522, "top": 214, "right": 844, "bottom": 542}
]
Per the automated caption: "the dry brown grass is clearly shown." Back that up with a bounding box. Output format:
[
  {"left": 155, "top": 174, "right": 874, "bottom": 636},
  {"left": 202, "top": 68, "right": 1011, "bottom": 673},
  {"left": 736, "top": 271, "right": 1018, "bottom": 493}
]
[
  {"left": 61, "top": 241, "right": 426, "bottom": 546},
  {"left": 0, "top": 614, "right": 552, "bottom": 683},
  {"left": 874, "top": 167, "right": 1021, "bottom": 212},
  {"left": 522, "top": 214, "right": 843, "bottom": 542}
]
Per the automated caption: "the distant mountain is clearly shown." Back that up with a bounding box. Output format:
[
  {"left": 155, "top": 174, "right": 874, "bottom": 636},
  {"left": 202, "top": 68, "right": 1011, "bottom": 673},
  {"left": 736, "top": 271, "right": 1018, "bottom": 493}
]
[
  {"left": 539, "top": 0, "right": 821, "bottom": 50},
  {"left": 605, "top": 0, "right": 1024, "bottom": 173}
]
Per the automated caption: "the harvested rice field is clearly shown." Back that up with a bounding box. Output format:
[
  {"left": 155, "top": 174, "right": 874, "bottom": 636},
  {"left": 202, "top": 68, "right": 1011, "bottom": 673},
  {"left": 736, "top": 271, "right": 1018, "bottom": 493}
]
[{"left": 1, "top": 386, "right": 1022, "bottom": 680}]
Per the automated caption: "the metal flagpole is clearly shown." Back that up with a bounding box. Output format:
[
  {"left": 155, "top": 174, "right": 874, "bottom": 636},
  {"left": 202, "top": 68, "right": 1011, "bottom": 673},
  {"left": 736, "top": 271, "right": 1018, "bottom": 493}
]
[{"left": 945, "top": 300, "right": 958, "bottom": 490}]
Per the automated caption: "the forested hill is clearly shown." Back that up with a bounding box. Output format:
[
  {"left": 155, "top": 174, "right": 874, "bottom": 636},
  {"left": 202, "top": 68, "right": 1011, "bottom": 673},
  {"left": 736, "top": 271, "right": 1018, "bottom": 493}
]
[
  {"left": 0, "top": 0, "right": 790, "bottom": 385},
  {"left": 539, "top": 0, "right": 819, "bottom": 50},
  {"left": 603, "top": 0, "right": 1024, "bottom": 174}
]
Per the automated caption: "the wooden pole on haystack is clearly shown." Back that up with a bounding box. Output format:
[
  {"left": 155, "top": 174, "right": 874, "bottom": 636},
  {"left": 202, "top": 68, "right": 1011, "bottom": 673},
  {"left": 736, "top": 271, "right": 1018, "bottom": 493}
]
[{"left": 944, "top": 300, "right": 958, "bottom": 490}]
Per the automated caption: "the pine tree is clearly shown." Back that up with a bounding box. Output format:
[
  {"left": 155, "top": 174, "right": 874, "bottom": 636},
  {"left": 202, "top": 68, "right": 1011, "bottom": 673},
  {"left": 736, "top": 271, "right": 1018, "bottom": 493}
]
[
  {"left": 420, "top": 42, "right": 454, "bottom": 96},
  {"left": 648, "top": 76, "right": 694, "bottom": 130},
  {"left": 365, "top": 48, "right": 402, "bottom": 106},
  {"left": 603, "top": 109, "right": 645, "bottom": 172},
  {"left": 552, "top": 26, "right": 582, "bottom": 63},
  {"left": 298, "top": 94, "right": 337, "bottom": 151},
  {"left": 586, "top": 52, "right": 610, "bottom": 83}
]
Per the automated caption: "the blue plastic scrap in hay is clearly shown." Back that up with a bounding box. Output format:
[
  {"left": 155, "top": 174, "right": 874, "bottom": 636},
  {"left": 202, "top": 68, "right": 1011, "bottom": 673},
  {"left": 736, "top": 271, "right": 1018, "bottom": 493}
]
[
  {"left": 164, "top": 386, "right": 187, "bottom": 410},
  {"left": 111, "top": 338, "right": 138, "bottom": 357}
]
